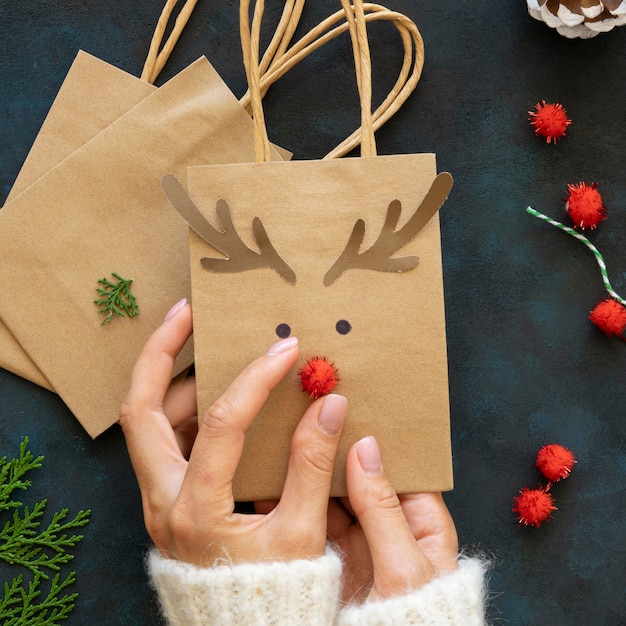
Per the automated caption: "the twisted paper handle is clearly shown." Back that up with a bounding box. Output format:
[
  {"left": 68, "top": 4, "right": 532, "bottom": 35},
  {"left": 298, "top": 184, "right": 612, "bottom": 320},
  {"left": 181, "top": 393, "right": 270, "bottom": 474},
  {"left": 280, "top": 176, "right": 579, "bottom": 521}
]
[
  {"left": 339, "top": 0, "right": 376, "bottom": 157},
  {"left": 240, "top": 0, "right": 273, "bottom": 162},
  {"left": 141, "top": 1, "right": 425, "bottom": 158},
  {"left": 240, "top": 0, "right": 425, "bottom": 161},
  {"left": 141, "top": 0, "right": 200, "bottom": 84},
  {"left": 527, "top": 207, "right": 626, "bottom": 306}
]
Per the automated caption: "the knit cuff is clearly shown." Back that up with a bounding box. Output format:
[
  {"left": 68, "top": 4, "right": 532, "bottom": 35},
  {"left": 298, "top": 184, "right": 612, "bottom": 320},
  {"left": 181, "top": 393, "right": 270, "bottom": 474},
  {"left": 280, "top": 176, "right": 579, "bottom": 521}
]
[
  {"left": 336, "top": 557, "right": 488, "bottom": 626},
  {"left": 148, "top": 547, "right": 343, "bottom": 626}
]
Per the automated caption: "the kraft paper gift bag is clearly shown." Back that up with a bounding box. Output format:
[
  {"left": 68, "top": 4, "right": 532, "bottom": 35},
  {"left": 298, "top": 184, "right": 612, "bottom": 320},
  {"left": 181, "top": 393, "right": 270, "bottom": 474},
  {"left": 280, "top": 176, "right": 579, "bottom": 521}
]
[
  {"left": 163, "top": 0, "right": 454, "bottom": 498},
  {"left": 0, "top": 55, "right": 283, "bottom": 438},
  {"left": 0, "top": 52, "right": 156, "bottom": 390},
  {"left": 0, "top": 0, "right": 198, "bottom": 390},
  {"left": 167, "top": 157, "right": 453, "bottom": 499}
]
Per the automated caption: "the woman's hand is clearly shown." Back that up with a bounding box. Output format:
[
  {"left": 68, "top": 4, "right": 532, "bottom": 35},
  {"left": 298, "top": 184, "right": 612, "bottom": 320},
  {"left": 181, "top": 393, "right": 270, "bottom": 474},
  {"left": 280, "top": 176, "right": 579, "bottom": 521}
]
[
  {"left": 327, "top": 436, "right": 459, "bottom": 603},
  {"left": 119, "top": 299, "right": 348, "bottom": 566}
]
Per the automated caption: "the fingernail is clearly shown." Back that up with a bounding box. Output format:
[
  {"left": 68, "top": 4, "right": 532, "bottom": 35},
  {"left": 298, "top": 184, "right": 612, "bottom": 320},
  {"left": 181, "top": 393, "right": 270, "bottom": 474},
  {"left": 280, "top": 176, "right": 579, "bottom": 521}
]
[
  {"left": 267, "top": 336, "right": 298, "bottom": 355},
  {"left": 356, "top": 436, "right": 383, "bottom": 475},
  {"left": 317, "top": 394, "right": 347, "bottom": 436},
  {"left": 164, "top": 298, "right": 187, "bottom": 321}
]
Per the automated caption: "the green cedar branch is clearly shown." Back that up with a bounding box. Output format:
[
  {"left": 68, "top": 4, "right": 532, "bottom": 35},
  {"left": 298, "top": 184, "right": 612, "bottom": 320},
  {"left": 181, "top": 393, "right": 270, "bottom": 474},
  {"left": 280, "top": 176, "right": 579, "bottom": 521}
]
[
  {"left": 0, "top": 503, "right": 90, "bottom": 577},
  {"left": 0, "top": 439, "right": 43, "bottom": 513},
  {"left": 94, "top": 272, "right": 139, "bottom": 325},
  {"left": 0, "top": 572, "right": 78, "bottom": 625},
  {"left": 0, "top": 438, "right": 91, "bottom": 625}
]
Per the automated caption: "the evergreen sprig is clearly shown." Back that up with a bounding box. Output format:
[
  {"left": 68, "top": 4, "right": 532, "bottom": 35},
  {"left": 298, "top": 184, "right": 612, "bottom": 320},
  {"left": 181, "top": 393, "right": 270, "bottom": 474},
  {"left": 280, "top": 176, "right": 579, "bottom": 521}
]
[
  {"left": 0, "top": 502, "right": 90, "bottom": 577},
  {"left": 0, "top": 572, "right": 77, "bottom": 625},
  {"left": 0, "top": 439, "right": 43, "bottom": 514},
  {"left": 94, "top": 272, "right": 139, "bottom": 325},
  {"left": 0, "top": 438, "right": 91, "bottom": 625}
]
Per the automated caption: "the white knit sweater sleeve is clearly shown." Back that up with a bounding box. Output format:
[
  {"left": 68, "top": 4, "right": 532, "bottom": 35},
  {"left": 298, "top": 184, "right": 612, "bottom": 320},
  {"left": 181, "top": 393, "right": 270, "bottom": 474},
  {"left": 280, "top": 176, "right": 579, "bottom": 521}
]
[
  {"left": 336, "top": 557, "right": 488, "bottom": 626},
  {"left": 148, "top": 547, "right": 343, "bottom": 626}
]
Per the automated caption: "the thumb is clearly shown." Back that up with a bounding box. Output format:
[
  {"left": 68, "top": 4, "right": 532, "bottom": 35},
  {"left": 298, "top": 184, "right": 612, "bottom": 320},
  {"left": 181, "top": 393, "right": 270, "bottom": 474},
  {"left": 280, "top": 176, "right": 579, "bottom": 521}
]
[{"left": 346, "top": 437, "right": 435, "bottom": 599}]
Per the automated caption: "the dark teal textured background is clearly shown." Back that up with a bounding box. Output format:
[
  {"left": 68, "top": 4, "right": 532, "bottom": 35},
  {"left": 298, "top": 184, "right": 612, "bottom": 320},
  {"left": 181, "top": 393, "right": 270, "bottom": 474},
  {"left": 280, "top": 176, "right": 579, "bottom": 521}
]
[{"left": 1, "top": 2, "right": 625, "bottom": 624}]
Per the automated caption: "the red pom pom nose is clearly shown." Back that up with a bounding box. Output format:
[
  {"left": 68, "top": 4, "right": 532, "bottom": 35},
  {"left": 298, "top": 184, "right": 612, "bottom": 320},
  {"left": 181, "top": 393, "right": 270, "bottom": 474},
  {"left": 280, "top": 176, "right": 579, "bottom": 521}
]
[
  {"left": 536, "top": 444, "right": 576, "bottom": 482},
  {"left": 298, "top": 357, "right": 339, "bottom": 399}
]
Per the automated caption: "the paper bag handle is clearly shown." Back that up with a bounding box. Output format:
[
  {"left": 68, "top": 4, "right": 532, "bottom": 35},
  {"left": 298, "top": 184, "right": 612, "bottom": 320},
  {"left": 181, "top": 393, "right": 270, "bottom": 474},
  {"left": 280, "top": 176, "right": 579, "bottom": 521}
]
[
  {"left": 141, "top": 0, "right": 200, "bottom": 84},
  {"left": 239, "top": 0, "right": 425, "bottom": 161}
]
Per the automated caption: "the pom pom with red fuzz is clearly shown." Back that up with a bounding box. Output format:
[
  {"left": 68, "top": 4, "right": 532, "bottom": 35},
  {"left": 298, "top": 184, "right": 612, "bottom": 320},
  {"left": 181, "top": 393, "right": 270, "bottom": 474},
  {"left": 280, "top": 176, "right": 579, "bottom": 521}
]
[
  {"left": 564, "top": 181, "right": 607, "bottom": 229},
  {"left": 529, "top": 101, "right": 571, "bottom": 144},
  {"left": 536, "top": 444, "right": 576, "bottom": 482},
  {"left": 513, "top": 486, "right": 557, "bottom": 527},
  {"left": 298, "top": 357, "right": 339, "bottom": 399},
  {"left": 589, "top": 299, "right": 626, "bottom": 340}
]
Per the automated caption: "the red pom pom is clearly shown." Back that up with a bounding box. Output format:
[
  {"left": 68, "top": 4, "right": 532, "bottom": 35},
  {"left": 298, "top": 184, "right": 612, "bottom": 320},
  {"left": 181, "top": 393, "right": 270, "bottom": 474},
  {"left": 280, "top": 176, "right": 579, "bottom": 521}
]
[
  {"left": 298, "top": 357, "right": 339, "bottom": 399},
  {"left": 529, "top": 101, "right": 571, "bottom": 144},
  {"left": 536, "top": 444, "right": 576, "bottom": 482},
  {"left": 564, "top": 181, "right": 607, "bottom": 229},
  {"left": 513, "top": 486, "right": 557, "bottom": 527},
  {"left": 589, "top": 299, "right": 626, "bottom": 340}
]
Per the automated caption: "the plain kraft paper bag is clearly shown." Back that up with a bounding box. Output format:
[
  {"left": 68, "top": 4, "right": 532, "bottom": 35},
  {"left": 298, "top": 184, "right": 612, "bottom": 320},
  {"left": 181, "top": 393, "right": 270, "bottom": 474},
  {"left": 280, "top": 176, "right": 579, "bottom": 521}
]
[
  {"left": 0, "top": 51, "right": 157, "bottom": 390},
  {"left": 0, "top": 57, "right": 281, "bottom": 438},
  {"left": 166, "top": 154, "right": 454, "bottom": 499}
]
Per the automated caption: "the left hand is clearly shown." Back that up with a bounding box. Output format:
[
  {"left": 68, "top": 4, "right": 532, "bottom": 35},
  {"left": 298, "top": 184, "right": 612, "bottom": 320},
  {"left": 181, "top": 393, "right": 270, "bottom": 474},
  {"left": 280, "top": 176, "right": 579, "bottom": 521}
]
[
  {"left": 119, "top": 299, "right": 348, "bottom": 566},
  {"left": 326, "top": 437, "right": 460, "bottom": 603}
]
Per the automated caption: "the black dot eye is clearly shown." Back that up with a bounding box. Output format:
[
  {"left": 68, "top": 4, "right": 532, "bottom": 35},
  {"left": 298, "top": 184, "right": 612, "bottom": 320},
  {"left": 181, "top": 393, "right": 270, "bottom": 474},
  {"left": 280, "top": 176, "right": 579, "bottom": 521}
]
[
  {"left": 275, "top": 323, "right": 291, "bottom": 338},
  {"left": 335, "top": 319, "right": 352, "bottom": 335}
]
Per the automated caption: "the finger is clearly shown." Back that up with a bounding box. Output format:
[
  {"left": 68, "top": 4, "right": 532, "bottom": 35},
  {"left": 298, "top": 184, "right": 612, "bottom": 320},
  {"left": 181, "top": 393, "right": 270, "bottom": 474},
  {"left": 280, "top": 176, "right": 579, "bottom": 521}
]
[
  {"left": 278, "top": 394, "right": 347, "bottom": 534},
  {"left": 399, "top": 492, "right": 459, "bottom": 573},
  {"left": 346, "top": 437, "right": 435, "bottom": 599},
  {"left": 119, "top": 299, "right": 192, "bottom": 501},
  {"left": 326, "top": 498, "right": 354, "bottom": 540},
  {"left": 183, "top": 337, "right": 300, "bottom": 506},
  {"left": 340, "top": 496, "right": 355, "bottom": 516},
  {"left": 327, "top": 498, "right": 374, "bottom": 605},
  {"left": 163, "top": 375, "right": 198, "bottom": 429},
  {"left": 162, "top": 374, "right": 198, "bottom": 458},
  {"left": 122, "top": 298, "right": 192, "bottom": 418},
  {"left": 172, "top": 416, "right": 199, "bottom": 460},
  {"left": 254, "top": 500, "right": 279, "bottom": 515}
]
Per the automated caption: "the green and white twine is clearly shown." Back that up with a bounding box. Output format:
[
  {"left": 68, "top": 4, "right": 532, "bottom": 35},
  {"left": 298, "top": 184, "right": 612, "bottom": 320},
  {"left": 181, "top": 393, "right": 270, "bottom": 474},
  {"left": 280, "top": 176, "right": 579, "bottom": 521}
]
[{"left": 527, "top": 206, "right": 626, "bottom": 307}]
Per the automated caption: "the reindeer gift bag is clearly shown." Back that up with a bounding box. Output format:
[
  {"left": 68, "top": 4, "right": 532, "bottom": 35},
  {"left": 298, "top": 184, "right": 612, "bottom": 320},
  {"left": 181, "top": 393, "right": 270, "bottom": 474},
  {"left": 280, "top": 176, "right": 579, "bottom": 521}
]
[{"left": 165, "top": 0, "right": 454, "bottom": 499}]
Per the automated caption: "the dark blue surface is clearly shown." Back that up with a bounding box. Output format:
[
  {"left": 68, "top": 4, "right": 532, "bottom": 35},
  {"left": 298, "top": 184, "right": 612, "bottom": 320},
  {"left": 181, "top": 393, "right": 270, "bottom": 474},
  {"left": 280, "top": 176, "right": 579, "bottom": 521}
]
[{"left": 1, "top": 2, "right": 626, "bottom": 624}]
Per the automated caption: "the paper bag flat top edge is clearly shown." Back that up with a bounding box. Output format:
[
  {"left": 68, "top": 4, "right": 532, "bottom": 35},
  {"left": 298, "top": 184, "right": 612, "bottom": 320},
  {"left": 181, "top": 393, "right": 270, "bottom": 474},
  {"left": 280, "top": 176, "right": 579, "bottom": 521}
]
[
  {"left": 0, "top": 57, "right": 271, "bottom": 437},
  {"left": 7, "top": 51, "right": 157, "bottom": 202},
  {"left": 184, "top": 154, "right": 452, "bottom": 499}
]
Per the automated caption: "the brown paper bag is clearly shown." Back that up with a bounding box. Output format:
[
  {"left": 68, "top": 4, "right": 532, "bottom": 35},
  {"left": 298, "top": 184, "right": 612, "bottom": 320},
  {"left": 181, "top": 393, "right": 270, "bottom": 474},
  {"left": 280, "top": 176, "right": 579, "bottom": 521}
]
[
  {"left": 165, "top": 156, "right": 453, "bottom": 499},
  {"left": 160, "top": 0, "right": 453, "bottom": 499},
  {"left": 0, "top": 0, "right": 199, "bottom": 389},
  {"left": 0, "top": 52, "right": 157, "bottom": 390},
  {"left": 0, "top": 57, "right": 282, "bottom": 438}
]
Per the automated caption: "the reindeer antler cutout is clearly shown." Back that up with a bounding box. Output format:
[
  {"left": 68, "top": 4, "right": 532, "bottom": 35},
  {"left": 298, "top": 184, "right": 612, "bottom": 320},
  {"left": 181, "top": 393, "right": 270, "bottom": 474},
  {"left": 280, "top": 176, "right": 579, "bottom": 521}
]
[
  {"left": 162, "top": 175, "right": 296, "bottom": 285},
  {"left": 323, "top": 172, "right": 453, "bottom": 286}
]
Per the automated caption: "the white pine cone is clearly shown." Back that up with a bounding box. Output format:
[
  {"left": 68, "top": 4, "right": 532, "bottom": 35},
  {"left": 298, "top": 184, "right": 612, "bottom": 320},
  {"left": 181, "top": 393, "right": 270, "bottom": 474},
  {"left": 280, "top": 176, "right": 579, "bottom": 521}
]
[{"left": 526, "top": 0, "right": 626, "bottom": 38}]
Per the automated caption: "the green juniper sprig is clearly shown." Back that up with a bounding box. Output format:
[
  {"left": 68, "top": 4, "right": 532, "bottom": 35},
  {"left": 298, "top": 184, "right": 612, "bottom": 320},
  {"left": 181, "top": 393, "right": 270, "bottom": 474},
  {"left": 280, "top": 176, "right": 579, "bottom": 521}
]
[
  {"left": 0, "top": 439, "right": 43, "bottom": 514},
  {"left": 94, "top": 271, "right": 139, "bottom": 325},
  {"left": 0, "top": 502, "right": 90, "bottom": 577},
  {"left": 0, "top": 572, "right": 78, "bottom": 625},
  {"left": 0, "top": 438, "right": 91, "bottom": 625}
]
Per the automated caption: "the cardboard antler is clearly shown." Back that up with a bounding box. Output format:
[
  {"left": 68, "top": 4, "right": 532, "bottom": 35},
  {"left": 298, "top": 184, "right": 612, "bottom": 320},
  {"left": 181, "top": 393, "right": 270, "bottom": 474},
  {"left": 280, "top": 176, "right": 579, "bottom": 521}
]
[
  {"left": 324, "top": 171, "right": 453, "bottom": 286},
  {"left": 162, "top": 174, "right": 296, "bottom": 284}
]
